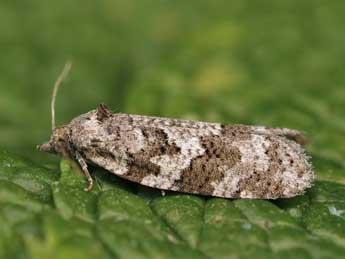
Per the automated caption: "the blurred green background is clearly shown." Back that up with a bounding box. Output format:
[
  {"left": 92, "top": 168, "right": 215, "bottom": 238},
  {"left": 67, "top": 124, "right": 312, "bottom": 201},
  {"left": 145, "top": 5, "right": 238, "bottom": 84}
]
[{"left": 1, "top": 0, "right": 344, "bottom": 185}]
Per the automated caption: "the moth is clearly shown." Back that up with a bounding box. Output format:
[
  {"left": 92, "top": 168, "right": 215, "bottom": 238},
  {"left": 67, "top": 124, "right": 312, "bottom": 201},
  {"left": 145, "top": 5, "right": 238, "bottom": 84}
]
[{"left": 38, "top": 63, "right": 314, "bottom": 199}]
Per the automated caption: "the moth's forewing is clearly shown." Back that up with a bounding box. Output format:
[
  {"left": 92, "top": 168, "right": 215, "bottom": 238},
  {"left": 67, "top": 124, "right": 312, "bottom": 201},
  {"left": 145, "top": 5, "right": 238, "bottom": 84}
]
[{"left": 68, "top": 109, "right": 314, "bottom": 199}]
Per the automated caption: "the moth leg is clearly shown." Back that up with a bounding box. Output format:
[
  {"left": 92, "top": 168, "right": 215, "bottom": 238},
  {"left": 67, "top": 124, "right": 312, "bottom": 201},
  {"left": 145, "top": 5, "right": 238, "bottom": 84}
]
[{"left": 75, "top": 152, "right": 93, "bottom": 192}]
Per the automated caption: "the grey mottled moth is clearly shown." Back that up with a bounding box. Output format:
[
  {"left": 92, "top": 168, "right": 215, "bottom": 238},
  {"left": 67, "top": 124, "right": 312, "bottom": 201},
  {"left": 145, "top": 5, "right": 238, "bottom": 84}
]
[{"left": 38, "top": 63, "right": 314, "bottom": 199}]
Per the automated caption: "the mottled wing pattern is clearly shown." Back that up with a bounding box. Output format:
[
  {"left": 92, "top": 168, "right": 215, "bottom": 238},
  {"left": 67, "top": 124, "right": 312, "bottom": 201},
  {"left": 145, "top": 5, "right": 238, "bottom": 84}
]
[{"left": 69, "top": 106, "right": 314, "bottom": 199}]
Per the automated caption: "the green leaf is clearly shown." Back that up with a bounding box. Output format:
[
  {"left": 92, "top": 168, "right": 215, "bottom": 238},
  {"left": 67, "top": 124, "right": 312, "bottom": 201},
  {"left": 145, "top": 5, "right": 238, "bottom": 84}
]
[{"left": 1, "top": 149, "right": 345, "bottom": 259}]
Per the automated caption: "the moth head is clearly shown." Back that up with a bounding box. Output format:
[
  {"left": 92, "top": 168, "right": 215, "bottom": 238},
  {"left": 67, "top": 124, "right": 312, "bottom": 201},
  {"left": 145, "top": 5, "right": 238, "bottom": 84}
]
[
  {"left": 37, "top": 62, "right": 72, "bottom": 155},
  {"left": 37, "top": 126, "right": 70, "bottom": 154}
]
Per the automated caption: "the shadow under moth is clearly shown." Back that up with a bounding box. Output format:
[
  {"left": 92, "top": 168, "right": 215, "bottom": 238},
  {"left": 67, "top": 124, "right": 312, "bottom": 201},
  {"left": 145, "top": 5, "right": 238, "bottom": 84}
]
[{"left": 38, "top": 63, "right": 314, "bottom": 199}]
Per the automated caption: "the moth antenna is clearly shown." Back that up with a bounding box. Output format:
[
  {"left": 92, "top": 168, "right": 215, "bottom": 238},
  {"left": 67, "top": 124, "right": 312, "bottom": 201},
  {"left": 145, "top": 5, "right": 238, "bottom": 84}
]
[{"left": 51, "top": 61, "right": 72, "bottom": 131}]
